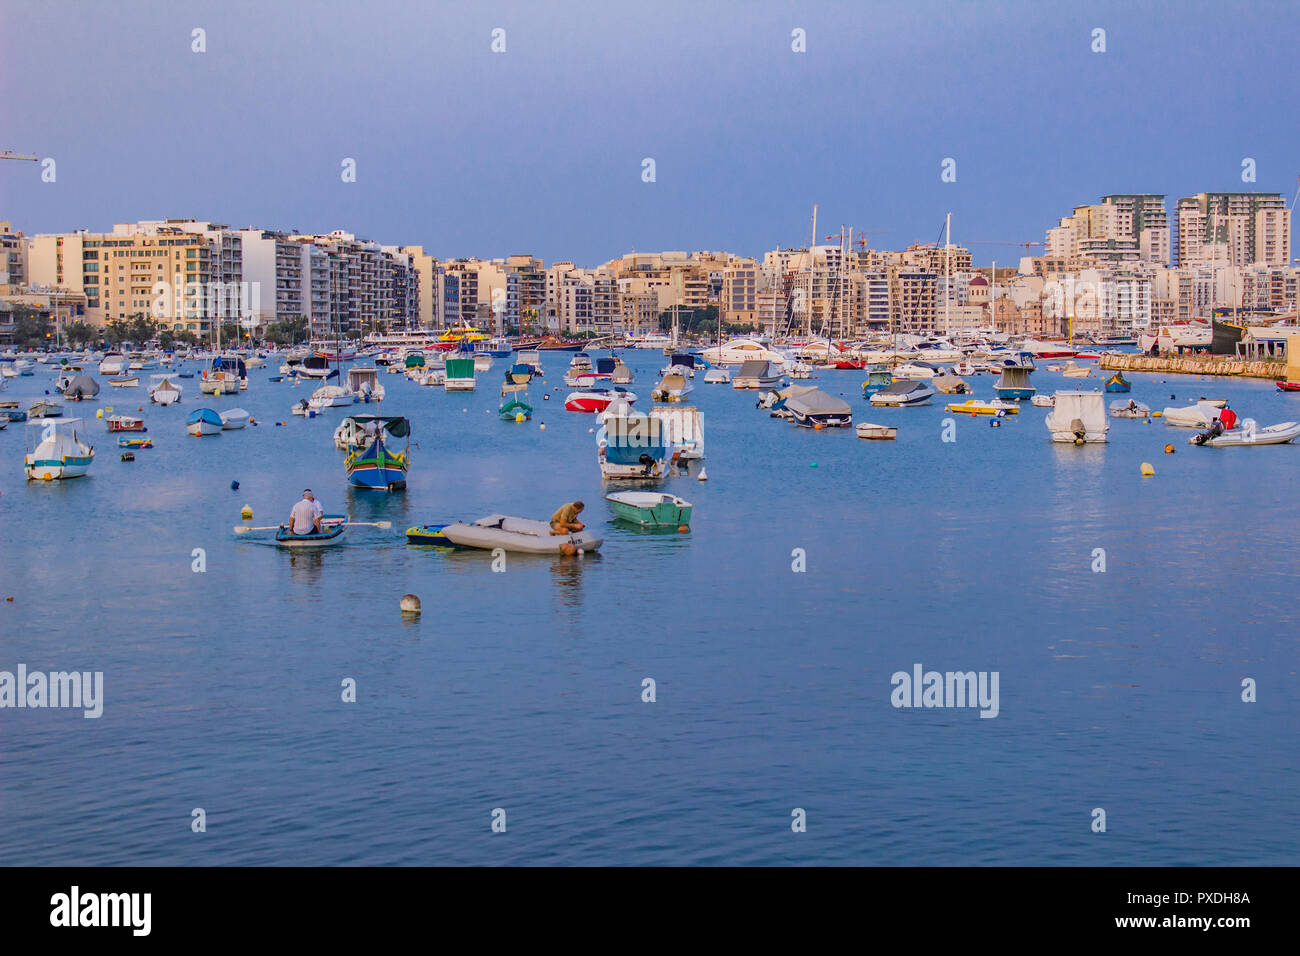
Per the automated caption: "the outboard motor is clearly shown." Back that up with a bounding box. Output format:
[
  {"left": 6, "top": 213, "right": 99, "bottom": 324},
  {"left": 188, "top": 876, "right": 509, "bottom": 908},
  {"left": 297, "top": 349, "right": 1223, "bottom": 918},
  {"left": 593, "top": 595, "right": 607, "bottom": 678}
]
[{"left": 1070, "top": 418, "right": 1087, "bottom": 445}]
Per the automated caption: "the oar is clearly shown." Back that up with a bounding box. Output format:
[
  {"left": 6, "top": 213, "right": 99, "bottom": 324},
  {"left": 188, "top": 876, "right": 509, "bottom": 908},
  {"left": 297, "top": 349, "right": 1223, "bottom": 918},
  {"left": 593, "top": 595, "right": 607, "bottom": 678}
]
[
  {"left": 342, "top": 521, "right": 391, "bottom": 529},
  {"left": 234, "top": 525, "right": 283, "bottom": 534}
]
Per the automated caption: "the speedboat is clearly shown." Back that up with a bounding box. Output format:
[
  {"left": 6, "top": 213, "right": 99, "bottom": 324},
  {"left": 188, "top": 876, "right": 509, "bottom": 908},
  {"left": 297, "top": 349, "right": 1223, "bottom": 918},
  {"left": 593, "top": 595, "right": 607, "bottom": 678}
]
[
  {"left": 870, "top": 380, "right": 935, "bottom": 407},
  {"left": 891, "top": 362, "right": 938, "bottom": 380},
  {"left": 346, "top": 366, "right": 386, "bottom": 402},
  {"left": 1161, "top": 402, "right": 1223, "bottom": 428},
  {"left": 219, "top": 408, "right": 251, "bottom": 430},
  {"left": 946, "top": 399, "right": 1019, "bottom": 416},
  {"left": 566, "top": 386, "right": 636, "bottom": 413},
  {"left": 651, "top": 370, "right": 694, "bottom": 403},
  {"left": 860, "top": 367, "right": 893, "bottom": 397},
  {"left": 1190, "top": 420, "right": 1300, "bottom": 447},
  {"left": 24, "top": 418, "right": 94, "bottom": 480},
  {"left": 564, "top": 353, "right": 597, "bottom": 387},
  {"left": 701, "top": 338, "right": 787, "bottom": 367},
  {"left": 1045, "top": 392, "right": 1109, "bottom": 443},
  {"left": 597, "top": 412, "right": 669, "bottom": 479},
  {"left": 440, "top": 515, "right": 603, "bottom": 553},
  {"left": 308, "top": 384, "right": 356, "bottom": 410},
  {"left": 444, "top": 357, "right": 477, "bottom": 391},
  {"left": 731, "top": 360, "right": 784, "bottom": 389},
  {"left": 99, "top": 353, "right": 128, "bottom": 375},
  {"left": 994, "top": 361, "right": 1036, "bottom": 401},
  {"left": 1110, "top": 399, "right": 1150, "bottom": 419},
  {"left": 932, "top": 373, "right": 970, "bottom": 394},
  {"left": 703, "top": 366, "right": 731, "bottom": 384},
  {"left": 186, "top": 408, "right": 224, "bottom": 436},
  {"left": 783, "top": 388, "right": 853, "bottom": 427}
]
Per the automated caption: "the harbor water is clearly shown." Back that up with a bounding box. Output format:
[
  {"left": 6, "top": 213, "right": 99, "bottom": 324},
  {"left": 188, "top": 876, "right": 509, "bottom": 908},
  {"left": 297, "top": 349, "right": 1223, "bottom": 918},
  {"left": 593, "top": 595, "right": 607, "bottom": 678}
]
[{"left": 1, "top": 353, "right": 1296, "bottom": 865}]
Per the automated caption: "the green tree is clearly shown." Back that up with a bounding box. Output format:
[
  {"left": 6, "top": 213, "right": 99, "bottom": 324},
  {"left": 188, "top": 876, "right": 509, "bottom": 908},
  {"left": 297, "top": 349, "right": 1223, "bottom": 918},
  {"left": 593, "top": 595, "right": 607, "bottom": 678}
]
[
  {"left": 10, "top": 305, "right": 52, "bottom": 349},
  {"left": 66, "top": 321, "right": 95, "bottom": 346}
]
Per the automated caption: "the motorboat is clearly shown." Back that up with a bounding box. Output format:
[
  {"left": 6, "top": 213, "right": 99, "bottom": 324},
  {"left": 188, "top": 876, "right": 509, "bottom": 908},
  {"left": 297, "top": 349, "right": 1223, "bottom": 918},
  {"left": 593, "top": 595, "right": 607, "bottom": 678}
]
[
  {"left": 186, "top": 408, "right": 224, "bottom": 436},
  {"left": 296, "top": 355, "right": 339, "bottom": 380},
  {"left": 788, "top": 362, "right": 814, "bottom": 379},
  {"left": 439, "top": 515, "right": 603, "bottom": 553},
  {"left": 606, "top": 492, "right": 693, "bottom": 528},
  {"left": 945, "top": 399, "right": 1019, "bottom": 416},
  {"left": 499, "top": 394, "right": 533, "bottom": 421},
  {"left": 783, "top": 388, "right": 853, "bottom": 428},
  {"left": 219, "top": 408, "right": 251, "bottom": 430},
  {"left": 994, "top": 361, "right": 1036, "bottom": 401},
  {"left": 1060, "top": 361, "right": 1092, "bottom": 378},
  {"left": 99, "top": 353, "right": 128, "bottom": 375},
  {"left": 661, "top": 354, "right": 699, "bottom": 379},
  {"left": 701, "top": 338, "right": 787, "bottom": 367},
  {"left": 609, "top": 357, "right": 634, "bottom": 384},
  {"left": 597, "top": 412, "right": 669, "bottom": 479},
  {"left": 860, "top": 367, "right": 893, "bottom": 397},
  {"left": 855, "top": 422, "right": 897, "bottom": 440},
  {"left": 346, "top": 366, "right": 386, "bottom": 402},
  {"left": 505, "top": 363, "right": 533, "bottom": 386},
  {"left": 1190, "top": 420, "right": 1300, "bottom": 447},
  {"left": 59, "top": 374, "right": 100, "bottom": 401},
  {"left": 1110, "top": 399, "right": 1150, "bottom": 419},
  {"left": 731, "top": 360, "right": 784, "bottom": 389},
  {"left": 703, "top": 366, "right": 731, "bottom": 384},
  {"left": 308, "top": 384, "right": 356, "bottom": 410},
  {"left": 1031, "top": 395, "right": 1055, "bottom": 408},
  {"left": 28, "top": 400, "right": 63, "bottom": 418},
  {"left": 932, "top": 373, "right": 969, "bottom": 394},
  {"left": 651, "top": 370, "right": 694, "bottom": 402},
  {"left": 891, "top": 362, "right": 938, "bottom": 380},
  {"left": 516, "top": 350, "right": 544, "bottom": 376},
  {"left": 1045, "top": 392, "right": 1109, "bottom": 443},
  {"left": 566, "top": 386, "right": 636, "bottom": 413},
  {"left": 762, "top": 384, "right": 819, "bottom": 417},
  {"left": 24, "top": 418, "right": 94, "bottom": 480},
  {"left": 1161, "top": 402, "right": 1224, "bottom": 428},
  {"left": 564, "top": 353, "right": 597, "bottom": 387},
  {"left": 473, "top": 353, "right": 493, "bottom": 373},
  {"left": 870, "top": 380, "right": 936, "bottom": 407}
]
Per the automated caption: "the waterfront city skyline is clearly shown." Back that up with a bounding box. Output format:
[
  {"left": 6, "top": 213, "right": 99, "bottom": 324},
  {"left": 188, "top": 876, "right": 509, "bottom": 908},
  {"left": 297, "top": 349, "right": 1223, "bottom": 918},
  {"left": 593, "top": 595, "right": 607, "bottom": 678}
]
[{"left": 3, "top": 0, "right": 1299, "bottom": 266}]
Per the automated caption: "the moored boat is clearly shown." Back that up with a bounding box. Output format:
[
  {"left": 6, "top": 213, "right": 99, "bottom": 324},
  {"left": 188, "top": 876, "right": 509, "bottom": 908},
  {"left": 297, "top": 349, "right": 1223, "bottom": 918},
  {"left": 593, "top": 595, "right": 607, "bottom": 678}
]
[
  {"left": 1104, "top": 372, "right": 1131, "bottom": 393},
  {"left": 186, "top": 408, "right": 223, "bottom": 436},
  {"left": 149, "top": 375, "right": 182, "bottom": 405},
  {"left": 109, "top": 376, "right": 140, "bottom": 388},
  {"left": 945, "top": 399, "right": 1020, "bottom": 416},
  {"left": 219, "top": 407, "right": 251, "bottom": 430},
  {"left": 24, "top": 418, "right": 95, "bottom": 480},
  {"left": 566, "top": 386, "right": 636, "bottom": 413},
  {"left": 344, "top": 415, "right": 410, "bottom": 490},
  {"left": 605, "top": 491, "right": 693, "bottom": 528},
  {"left": 1045, "top": 391, "right": 1109, "bottom": 443},
  {"left": 1110, "top": 399, "right": 1150, "bottom": 418},
  {"left": 439, "top": 515, "right": 603, "bottom": 553},
  {"left": 106, "top": 414, "right": 146, "bottom": 432},
  {"left": 855, "top": 422, "right": 897, "bottom": 440},
  {"left": 274, "top": 514, "right": 348, "bottom": 548},
  {"left": 870, "top": 380, "right": 935, "bottom": 407},
  {"left": 1190, "top": 420, "right": 1300, "bottom": 447}
]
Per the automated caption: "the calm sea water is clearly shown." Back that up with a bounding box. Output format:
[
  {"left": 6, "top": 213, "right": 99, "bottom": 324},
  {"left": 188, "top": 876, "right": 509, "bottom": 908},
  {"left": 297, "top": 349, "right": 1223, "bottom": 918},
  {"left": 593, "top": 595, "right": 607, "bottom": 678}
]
[{"left": 1, "top": 352, "right": 1296, "bottom": 866}]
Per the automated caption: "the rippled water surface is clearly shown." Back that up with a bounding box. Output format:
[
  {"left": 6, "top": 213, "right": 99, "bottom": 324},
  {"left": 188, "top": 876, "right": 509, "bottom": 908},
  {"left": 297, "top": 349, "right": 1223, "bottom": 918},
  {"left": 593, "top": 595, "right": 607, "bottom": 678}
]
[{"left": 1, "top": 353, "right": 1296, "bottom": 865}]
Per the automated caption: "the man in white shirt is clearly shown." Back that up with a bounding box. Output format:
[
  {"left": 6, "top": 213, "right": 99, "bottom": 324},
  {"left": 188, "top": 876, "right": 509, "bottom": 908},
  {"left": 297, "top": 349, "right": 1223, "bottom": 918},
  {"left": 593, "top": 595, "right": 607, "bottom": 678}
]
[{"left": 289, "top": 489, "right": 321, "bottom": 535}]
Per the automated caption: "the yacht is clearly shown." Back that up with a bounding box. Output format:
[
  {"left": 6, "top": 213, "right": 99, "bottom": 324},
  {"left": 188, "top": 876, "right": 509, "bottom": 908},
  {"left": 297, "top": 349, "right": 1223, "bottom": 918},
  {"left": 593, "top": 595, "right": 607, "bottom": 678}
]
[{"left": 701, "top": 338, "right": 788, "bottom": 367}]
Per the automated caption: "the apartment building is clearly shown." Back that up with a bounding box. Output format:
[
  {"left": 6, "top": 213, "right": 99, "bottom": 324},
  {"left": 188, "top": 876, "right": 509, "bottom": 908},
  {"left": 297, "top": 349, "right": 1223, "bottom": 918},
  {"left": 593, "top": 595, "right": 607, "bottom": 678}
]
[{"left": 1174, "top": 192, "right": 1291, "bottom": 267}]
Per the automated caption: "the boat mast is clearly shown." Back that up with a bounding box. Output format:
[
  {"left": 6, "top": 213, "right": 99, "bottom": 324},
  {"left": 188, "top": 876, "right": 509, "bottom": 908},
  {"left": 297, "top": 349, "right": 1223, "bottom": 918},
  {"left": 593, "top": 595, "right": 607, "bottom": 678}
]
[{"left": 944, "top": 211, "right": 951, "bottom": 338}]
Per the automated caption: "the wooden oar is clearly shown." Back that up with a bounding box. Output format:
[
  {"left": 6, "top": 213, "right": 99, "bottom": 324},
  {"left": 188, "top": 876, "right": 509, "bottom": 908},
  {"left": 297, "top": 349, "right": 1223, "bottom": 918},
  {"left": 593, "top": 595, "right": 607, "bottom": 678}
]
[{"left": 233, "top": 520, "right": 391, "bottom": 534}]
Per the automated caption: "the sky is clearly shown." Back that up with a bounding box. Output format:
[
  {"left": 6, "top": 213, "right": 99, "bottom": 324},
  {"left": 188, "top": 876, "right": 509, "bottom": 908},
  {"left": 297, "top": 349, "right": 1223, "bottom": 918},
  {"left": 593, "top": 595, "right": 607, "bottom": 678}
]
[{"left": 2, "top": 0, "right": 1298, "bottom": 266}]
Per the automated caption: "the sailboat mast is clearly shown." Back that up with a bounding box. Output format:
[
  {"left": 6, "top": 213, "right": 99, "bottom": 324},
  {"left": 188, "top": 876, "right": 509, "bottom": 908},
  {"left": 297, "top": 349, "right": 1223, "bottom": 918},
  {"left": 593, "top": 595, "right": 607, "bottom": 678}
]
[{"left": 944, "top": 211, "right": 951, "bottom": 337}]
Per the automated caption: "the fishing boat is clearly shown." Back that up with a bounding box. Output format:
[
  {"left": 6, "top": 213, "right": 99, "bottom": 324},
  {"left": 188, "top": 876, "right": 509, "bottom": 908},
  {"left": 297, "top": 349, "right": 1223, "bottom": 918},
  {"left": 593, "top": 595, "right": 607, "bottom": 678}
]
[
  {"left": 274, "top": 514, "right": 348, "bottom": 548},
  {"left": 870, "top": 380, "right": 936, "bottom": 407},
  {"left": 702, "top": 366, "right": 732, "bottom": 384},
  {"left": 606, "top": 491, "right": 693, "bottom": 528},
  {"left": 1110, "top": 399, "right": 1150, "bottom": 419},
  {"left": 444, "top": 357, "right": 476, "bottom": 391},
  {"left": 1045, "top": 392, "right": 1109, "bottom": 443},
  {"left": 855, "top": 422, "right": 897, "bottom": 440},
  {"left": 186, "top": 408, "right": 223, "bottom": 436},
  {"left": 106, "top": 414, "right": 146, "bottom": 432},
  {"left": 650, "top": 405, "right": 705, "bottom": 459},
  {"left": 24, "top": 418, "right": 95, "bottom": 480},
  {"left": 783, "top": 388, "right": 853, "bottom": 427},
  {"left": 149, "top": 375, "right": 182, "bottom": 405},
  {"left": 28, "top": 400, "right": 63, "bottom": 418},
  {"left": 1190, "top": 420, "right": 1300, "bottom": 447},
  {"left": 439, "top": 515, "right": 603, "bottom": 553},
  {"left": 117, "top": 437, "right": 153, "bottom": 448},
  {"left": 945, "top": 399, "right": 1020, "bottom": 416},
  {"left": 598, "top": 412, "right": 669, "bottom": 479},
  {"left": 566, "top": 386, "right": 637, "bottom": 413},
  {"left": 109, "top": 376, "right": 139, "bottom": 388},
  {"left": 651, "top": 369, "right": 694, "bottom": 402},
  {"left": 932, "top": 373, "right": 970, "bottom": 394},
  {"left": 994, "top": 360, "right": 1036, "bottom": 401},
  {"left": 732, "top": 360, "right": 784, "bottom": 389},
  {"left": 346, "top": 366, "right": 385, "bottom": 402},
  {"left": 1162, "top": 402, "right": 1224, "bottom": 428},
  {"left": 344, "top": 415, "right": 410, "bottom": 491},
  {"left": 220, "top": 408, "right": 251, "bottom": 430},
  {"left": 1104, "top": 372, "right": 1131, "bottom": 393},
  {"left": 860, "top": 366, "right": 893, "bottom": 397}
]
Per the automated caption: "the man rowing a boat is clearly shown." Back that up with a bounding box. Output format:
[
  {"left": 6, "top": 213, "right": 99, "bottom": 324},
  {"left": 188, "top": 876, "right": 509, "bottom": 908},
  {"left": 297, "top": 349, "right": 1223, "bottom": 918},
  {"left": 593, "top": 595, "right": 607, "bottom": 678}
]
[
  {"left": 289, "top": 489, "right": 322, "bottom": 535},
  {"left": 550, "top": 500, "right": 585, "bottom": 535}
]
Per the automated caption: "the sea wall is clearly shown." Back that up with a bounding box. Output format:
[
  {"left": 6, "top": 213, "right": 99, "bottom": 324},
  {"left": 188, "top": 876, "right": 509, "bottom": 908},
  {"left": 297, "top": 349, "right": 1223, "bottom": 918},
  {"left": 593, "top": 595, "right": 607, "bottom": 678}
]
[{"left": 1098, "top": 354, "right": 1285, "bottom": 379}]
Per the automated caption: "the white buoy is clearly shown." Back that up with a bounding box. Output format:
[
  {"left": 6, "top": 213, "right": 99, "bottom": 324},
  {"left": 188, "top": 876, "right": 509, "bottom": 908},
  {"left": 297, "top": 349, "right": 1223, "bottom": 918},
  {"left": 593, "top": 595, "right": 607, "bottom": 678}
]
[
  {"left": 400, "top": 594, "right": 421, "bottom": 614},
  {"left": 698, "top": 467, "right": 708, "bottom": 481}
]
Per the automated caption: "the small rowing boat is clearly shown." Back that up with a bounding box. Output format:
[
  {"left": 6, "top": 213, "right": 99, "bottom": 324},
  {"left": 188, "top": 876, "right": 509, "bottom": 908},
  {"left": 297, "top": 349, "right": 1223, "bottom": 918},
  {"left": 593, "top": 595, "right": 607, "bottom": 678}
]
[
  {"left": 118, "top": 438, "right": 153, "bottom": 448},
  {"left": 274, "top": 514, "right": 348, "bottom": 547}
]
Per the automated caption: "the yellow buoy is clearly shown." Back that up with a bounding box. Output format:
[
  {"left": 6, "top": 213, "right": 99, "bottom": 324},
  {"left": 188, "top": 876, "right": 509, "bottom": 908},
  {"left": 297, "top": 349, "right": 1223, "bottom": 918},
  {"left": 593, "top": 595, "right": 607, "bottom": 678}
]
[
  {"left": 1140, "top": 462, "right": 1155, "bottom": 476},
  {"left": 1163, "top": 443, "right": 1175, "bottom": 454},
  {"left": 95, "top": 409, "right": 104, "bottom": 419},
  {"left": 515, "top": 412, "right": 525, "bottom": 423},
  {"left": 1152, "top": 410, "right": 1162, "bottom": 418},
  {"left": 240, "top": 505, "right": 253, "bottom": 520}
]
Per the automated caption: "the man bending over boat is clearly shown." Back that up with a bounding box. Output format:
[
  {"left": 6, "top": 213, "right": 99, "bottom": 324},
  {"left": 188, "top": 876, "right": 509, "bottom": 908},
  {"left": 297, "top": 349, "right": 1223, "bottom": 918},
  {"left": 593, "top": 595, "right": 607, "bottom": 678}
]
[
  {"left": 550, "top": 500, "right": 585, "bottom": 535},
  {"left": 289, "top": 489, "right": 322, "bottom": 535}
]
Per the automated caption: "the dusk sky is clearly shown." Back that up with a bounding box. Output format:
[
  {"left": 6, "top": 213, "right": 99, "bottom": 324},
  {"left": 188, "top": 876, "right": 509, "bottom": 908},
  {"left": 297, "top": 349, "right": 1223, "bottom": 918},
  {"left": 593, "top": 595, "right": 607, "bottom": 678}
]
[{"left": 3, "top": 0, "right": 1297, "bottom": 265}]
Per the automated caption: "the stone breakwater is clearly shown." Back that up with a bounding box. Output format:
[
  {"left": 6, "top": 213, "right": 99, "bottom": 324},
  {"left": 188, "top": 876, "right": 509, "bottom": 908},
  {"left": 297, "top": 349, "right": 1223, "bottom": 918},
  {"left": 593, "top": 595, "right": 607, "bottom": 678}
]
[{"left": 1099, "top": 354, "right": 1286, "bottom": 379}]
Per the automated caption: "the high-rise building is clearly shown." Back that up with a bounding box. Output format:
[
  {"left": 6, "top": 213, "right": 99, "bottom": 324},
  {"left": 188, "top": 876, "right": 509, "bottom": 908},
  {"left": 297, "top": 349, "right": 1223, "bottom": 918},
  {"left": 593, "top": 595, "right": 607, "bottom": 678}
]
[{"left": 1174, "top": 192, "right": 1291, "bottom": 267}]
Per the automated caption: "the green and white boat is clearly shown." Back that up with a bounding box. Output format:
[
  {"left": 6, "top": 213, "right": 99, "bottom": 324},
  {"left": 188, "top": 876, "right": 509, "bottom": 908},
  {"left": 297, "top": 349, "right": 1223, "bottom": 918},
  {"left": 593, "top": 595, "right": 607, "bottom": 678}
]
[{"left": 605, "top": 491, "right": 693, "bottom": 528}]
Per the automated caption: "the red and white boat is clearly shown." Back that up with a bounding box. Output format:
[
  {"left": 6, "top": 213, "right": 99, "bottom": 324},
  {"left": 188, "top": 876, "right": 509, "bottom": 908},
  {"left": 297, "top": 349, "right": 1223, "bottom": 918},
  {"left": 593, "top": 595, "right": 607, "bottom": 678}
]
[
  {"left": 565, "top": 387, "right": 637, "bottom": 413},
  {"left": 106, "top": 414, "right": 146, "bottom": 432}
]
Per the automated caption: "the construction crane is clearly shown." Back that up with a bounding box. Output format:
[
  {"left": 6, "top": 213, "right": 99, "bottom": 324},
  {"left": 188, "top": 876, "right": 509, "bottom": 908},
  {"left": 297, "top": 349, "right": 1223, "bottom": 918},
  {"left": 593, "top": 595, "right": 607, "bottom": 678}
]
[
  {"left": 1, "top": 149, "right": 38, "bottom": 162},
  {"left": 970, "top": 240, "right": 1047, "bottom": 254}
]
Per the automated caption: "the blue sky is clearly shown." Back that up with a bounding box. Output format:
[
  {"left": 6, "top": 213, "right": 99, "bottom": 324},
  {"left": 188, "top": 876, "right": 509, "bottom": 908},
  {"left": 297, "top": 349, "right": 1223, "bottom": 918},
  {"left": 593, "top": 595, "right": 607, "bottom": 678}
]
[{"left": 2, "top": 0, "right": 1297, "bottom": 265}]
